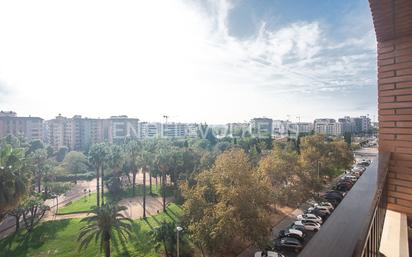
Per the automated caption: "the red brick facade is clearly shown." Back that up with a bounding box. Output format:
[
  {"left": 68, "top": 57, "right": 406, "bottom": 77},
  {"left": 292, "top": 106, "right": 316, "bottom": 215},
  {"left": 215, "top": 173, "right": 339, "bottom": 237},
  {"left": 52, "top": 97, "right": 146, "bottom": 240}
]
[{"left": 370, "top": 0, "right": 412, "bottom": 215}]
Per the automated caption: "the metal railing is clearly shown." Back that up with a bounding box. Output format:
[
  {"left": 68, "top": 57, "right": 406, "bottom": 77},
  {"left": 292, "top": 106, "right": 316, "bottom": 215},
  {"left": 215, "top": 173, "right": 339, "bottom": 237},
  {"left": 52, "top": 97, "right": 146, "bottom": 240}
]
[{"left": 298, "top": 153, "right": 390, "bottom": 257}]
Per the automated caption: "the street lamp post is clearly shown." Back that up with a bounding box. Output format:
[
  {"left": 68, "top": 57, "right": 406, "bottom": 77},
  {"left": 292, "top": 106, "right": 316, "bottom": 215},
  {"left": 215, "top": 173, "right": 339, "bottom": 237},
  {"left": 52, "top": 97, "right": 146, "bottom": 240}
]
[{"left": 176, "top": 226, "right": 183, "bottom": 257}]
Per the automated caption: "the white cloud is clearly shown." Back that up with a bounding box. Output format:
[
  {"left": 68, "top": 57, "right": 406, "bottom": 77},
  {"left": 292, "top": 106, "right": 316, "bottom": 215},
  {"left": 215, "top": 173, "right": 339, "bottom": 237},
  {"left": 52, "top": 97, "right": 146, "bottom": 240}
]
[{"left": 0, "top": 0, "right": 377, "bottom": 123}]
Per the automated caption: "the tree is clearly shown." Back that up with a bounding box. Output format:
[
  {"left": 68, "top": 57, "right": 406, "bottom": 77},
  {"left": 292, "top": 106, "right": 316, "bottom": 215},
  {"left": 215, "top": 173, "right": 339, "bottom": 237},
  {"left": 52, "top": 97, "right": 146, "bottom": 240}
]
[
  {"left": 125, "top": 140, "right": 141, "bottom": 197},
  {"left": 21, "top": 197, "right": 50, "bottom": 232},
  {"left": 140, "top": 150, "right": 153, "bottom": 219},
  {"left": 156, "top": 147, "right": 173, "bottom": 212},
  {"left": 150, "top": 221, "right": 190, "bottom": 257},
  {"left": 77, "top": 203, "right": 133, "bottom": 257},
  {"left": 107, "top": 145, "right": 125, "bottom": 197},
  {"left": 258, "top": 145, "right": 309, "bottom": 207},
  {"left": 56, "top": 146, "right": 68, "bottom": 162},
  {"left": 0, "top": 144, "right": 30, "bottom": 218},
  {"left": 47, "top": 182, "right": 71, "bottom": 214},
  {"left": 30, "top": 148, "right": 48, "bottom": 193},
  {"left": 63, "top": 151, "right": 89, "bottom": 184},
  {"left": 26, "top": 139, "right": 44, "bottom": 155},
  {"left": 181, "top": 149, "right": 272, "bottom": 255},
  {"left": 299, "top": 134, "right": 354, "bottom": 191},
  {"left": 344, "top": 132, "right": 352, "bottom": 146},
  {"left": 8, "top": 205, "right": 24, "bottom": 232},
  {"left": 89, "top": 143, "right": 110, "bottom": 207}
]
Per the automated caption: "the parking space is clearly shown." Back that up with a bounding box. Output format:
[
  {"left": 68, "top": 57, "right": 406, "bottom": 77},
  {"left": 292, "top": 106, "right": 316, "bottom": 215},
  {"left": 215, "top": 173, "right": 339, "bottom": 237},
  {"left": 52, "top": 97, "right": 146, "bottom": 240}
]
[{"left": 260, "top": 148, "right": 377, "bottom": 257}]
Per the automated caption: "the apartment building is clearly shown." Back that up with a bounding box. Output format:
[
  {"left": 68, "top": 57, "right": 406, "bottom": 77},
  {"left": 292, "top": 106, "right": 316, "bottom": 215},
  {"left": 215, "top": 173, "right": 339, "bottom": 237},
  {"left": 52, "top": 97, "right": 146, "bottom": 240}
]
[
  {"left": 108, "top": 116, "right": 139, "bottom": 144},
  {"left": 314, "top": 119, "right": 340, "bottom": 135},
  {"left": 0, "top": 111, "right": 43, "bottom": 141},
  {"left": 226, "top": 122, "right": 250, "bottom": 137},
  {"left": 250, "top": 118, "right": 273, "bottom": 137},
  {"left": 289, "top": 122, "right": 314, "bottom": 134},
  {"left": 139, "top": 122, "right": 161, "bottom": 139}
]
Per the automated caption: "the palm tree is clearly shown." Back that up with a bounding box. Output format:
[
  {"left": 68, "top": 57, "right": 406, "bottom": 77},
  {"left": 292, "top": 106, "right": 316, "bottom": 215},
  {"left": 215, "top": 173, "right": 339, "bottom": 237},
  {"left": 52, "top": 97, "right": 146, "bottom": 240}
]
[
  {"left": 78, "top": 203, "right": 133, "bottom": 257},
  {"left": 0, "top": 144, "right": 28, "bottom": 218},
  {"left": 140, "top": 150, "right": 153, "bottom": 219},
  {"left": 155, "top": 148, "right": 171, "bottom": 212},
  {"left": 150, "top": 221, "right": 177, "bottom": 257},
  {"left": 89, "top": 143, "right": 110, "bottom": 207},
  {"left": 30, "top": 148, "right": 48, "bottom": 193},
  {"left": 125, "top": 140, "right": 141, "bottom": 197}
]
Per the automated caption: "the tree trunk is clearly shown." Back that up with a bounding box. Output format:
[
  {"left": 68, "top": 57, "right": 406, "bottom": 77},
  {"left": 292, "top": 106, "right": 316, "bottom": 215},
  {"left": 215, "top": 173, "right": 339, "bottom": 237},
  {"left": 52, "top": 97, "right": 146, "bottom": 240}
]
[
  {"left": 143, "top": 168, "right": 146, "bottom": 218},
  {"left": 15, "top": 216, "right": 20, "bottom": 232},
  {"left": 101, "top": 166, "right": 105, "bottom": 205},
  {"left": 37, "top": 176, "right": 41, "bottom": 193},
  {"left": 132, "top": 172, "right": 137, "bottom": 196},
  {"left": 199, "top": 245, "right": 205, "bottom": 257},
  {"left": 56, "top": 196, "right": 59, "bottom": 214},
  {"left": 104, "top": 239, "right": 111, "bottom": 257},
  {"left": 96, "top": 166, "right": 100, "bottom": 207},
  {"left": 149, "top": 172, "right": 153, "bottom": 195},
  {"left": 163, "top": 240, "right": 169, "bottom": 257},
  {"left": 162, "top": 170, "right": 166, "bottom": 212},
  {"left": 156, "top": 176, "right": 158, "bottom": 188}
]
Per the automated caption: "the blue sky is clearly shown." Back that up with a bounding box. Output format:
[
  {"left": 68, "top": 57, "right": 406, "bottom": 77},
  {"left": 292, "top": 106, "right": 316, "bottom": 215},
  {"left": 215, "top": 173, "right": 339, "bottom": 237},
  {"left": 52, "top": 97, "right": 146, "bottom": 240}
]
[{"left": 0, "top": 0, "right": 377, "bottom": 123}]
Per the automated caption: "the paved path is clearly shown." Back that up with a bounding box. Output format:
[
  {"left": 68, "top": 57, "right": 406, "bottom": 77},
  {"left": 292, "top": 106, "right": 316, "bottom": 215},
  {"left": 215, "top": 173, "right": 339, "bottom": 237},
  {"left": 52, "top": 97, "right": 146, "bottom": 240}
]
[
  {"left": 45, "top": 195, "right": 171, "bottom": 221},
  {"left": 0, "top": 179, "right": 97, "bottom": 239}
]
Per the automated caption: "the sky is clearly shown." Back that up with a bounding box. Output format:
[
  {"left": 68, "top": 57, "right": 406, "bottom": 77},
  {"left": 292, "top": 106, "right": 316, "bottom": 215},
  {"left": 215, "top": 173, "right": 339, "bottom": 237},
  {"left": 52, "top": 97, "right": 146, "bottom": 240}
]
[{"left": 0, "top": 0, "right": 377, "bottom": 124}]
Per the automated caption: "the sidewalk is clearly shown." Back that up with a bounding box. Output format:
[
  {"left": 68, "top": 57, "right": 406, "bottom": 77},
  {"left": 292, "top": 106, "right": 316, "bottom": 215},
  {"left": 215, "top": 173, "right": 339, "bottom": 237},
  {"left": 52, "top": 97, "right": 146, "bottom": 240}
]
[{"left": 236, "top": 207, "right": 305, "bottom": 257}]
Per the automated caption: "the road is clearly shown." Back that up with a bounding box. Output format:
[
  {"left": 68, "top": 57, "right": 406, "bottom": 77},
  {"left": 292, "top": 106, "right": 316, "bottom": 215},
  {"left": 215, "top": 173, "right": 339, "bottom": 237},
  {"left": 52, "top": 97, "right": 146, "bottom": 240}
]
[{"left": 237, "top": 147, "right": 378, "bottom": 257}]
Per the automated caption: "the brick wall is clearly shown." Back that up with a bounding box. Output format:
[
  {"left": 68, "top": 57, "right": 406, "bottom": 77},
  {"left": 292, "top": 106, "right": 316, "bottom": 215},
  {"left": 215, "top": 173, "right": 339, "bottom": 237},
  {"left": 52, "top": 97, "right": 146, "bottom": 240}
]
[{"left": 378, "top": 35, "right": 412, "bottom": 215}]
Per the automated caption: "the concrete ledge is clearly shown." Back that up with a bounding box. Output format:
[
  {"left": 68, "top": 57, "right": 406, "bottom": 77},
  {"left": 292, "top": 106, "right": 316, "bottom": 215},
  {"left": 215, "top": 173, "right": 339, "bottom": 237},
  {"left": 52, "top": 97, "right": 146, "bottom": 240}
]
[{"left": 379, "top": 210, "right": 409, "bottom": 257}]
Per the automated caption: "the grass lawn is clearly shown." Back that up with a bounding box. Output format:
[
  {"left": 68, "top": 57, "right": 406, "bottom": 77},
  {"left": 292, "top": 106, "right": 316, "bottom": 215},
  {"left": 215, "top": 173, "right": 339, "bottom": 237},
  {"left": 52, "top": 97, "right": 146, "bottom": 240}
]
[
  {"left": 0, "top": 203, "right": 184, "bottom": 257},
  {"left": 58, "top": 184, "right": 171, "bottom": 215}
]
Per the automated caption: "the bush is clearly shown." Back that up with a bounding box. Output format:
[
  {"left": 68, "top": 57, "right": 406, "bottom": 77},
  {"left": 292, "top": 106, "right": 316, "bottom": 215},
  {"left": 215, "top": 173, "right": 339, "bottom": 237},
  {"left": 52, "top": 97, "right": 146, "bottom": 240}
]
[{"left": 54, "top": 172, "right": 95, "bottom": 182}]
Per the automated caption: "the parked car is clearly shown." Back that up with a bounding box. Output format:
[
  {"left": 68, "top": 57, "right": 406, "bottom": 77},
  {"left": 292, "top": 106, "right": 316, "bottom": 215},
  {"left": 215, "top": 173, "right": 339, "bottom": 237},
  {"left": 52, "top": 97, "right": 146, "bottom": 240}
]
[
  {"left": 350, "top": 170, "right": 361, "bottom": 178},
  {"left": 307, "top": 206, "right": 330, "bottom": 216},
  {"left": 289, "top": 223, "right": 305, "bottom": 233},
  {"left": 325, "top": 190, "right": 344, "bottom": 200},
  {"left": 254, "top": 251, "right": 285, "bottom": 257},
  {"left": 357, "top": 160, "right": 371, "bottom": 167},
  {"left": 344, "top": 175, "right": 357, "bottom": 183},
  {"left": 306, "top": 208, "right": 328, "bottom": 220},
  {"left": 317, "top": 202, "right": 334, "bottom": 211},
  {"left": 353, "top": 166, "right": 366, "bottom": 173},
  {"left": 324, "top": 191, "right": 344, "bottom": 207},
  {"left": 335, "top": 182, "right": 351, "bottom": 192},
  {"left": 274, "top": 237, "right": 303, "bottom": 253},
  {"left": 294, "top": 220, "right": 321, "bottom": 232},
  {"left": 297, "top": 213, "right": 323, "bottom": 224},
  {"left": 279, "top": 229, "right": 305, "bottom": 242}
]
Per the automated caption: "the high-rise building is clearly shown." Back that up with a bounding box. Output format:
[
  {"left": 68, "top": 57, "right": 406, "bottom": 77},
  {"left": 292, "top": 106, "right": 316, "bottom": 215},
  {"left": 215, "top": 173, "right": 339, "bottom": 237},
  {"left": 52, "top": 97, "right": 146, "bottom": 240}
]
[
  {"left": 289, "top": 122, "right": 314, "bottom": 134},
  {"left": 226, "top": 123, "right": 250, "bottom": 137},
  {"left": 250, "top": 118, "right": 273, "bottom": 137},
  {"left": 108, "top": 116, "right": 139, "bottom": 144},
  {"left": 314, "top": 119, "right": 338, "bottom": 135},
  {"left": 46, "top": 114, "right": 72, "bottom": 151},
  {"left": 0, "top": 111, "right": 43, "bottom": 142}
]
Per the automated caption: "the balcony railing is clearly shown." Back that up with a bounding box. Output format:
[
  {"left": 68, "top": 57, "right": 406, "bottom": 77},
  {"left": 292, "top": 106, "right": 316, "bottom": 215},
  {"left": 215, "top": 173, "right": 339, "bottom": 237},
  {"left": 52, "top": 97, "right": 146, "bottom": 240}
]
[{"left": 298, "top": 153, "right": 390, "bottom": 257}]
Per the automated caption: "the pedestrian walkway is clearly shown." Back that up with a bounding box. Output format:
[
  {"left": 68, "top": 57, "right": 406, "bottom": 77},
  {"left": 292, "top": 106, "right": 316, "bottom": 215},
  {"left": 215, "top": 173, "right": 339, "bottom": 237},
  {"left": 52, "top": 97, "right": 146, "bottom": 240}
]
[{"left": 236, "top": 207, "right": 305, "bottom": 257}]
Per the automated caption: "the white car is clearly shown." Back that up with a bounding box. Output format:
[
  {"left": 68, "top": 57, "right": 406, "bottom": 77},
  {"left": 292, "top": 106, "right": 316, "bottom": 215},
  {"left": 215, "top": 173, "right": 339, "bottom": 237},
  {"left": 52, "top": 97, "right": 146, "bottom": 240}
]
[
  {"left": 254, "top": 251, "right": 285, "bottom": 257},
  {"left": 285, "top": 228, "right": 304, "bottom": 238},
  {"left": 344, "top": 175, "right": 357, "bottom": 182},
  {"left": 308, "top": 206, "right": 331, "bottom": 215},
  {"left": 294, "top": 220, "right": 321, "bottom": 232},
  {"left": 297, "top": 213, "right": 323, "bottom": 224},
  {"left": 315, "top": 202, "right": 334, "bottom": 211}
]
